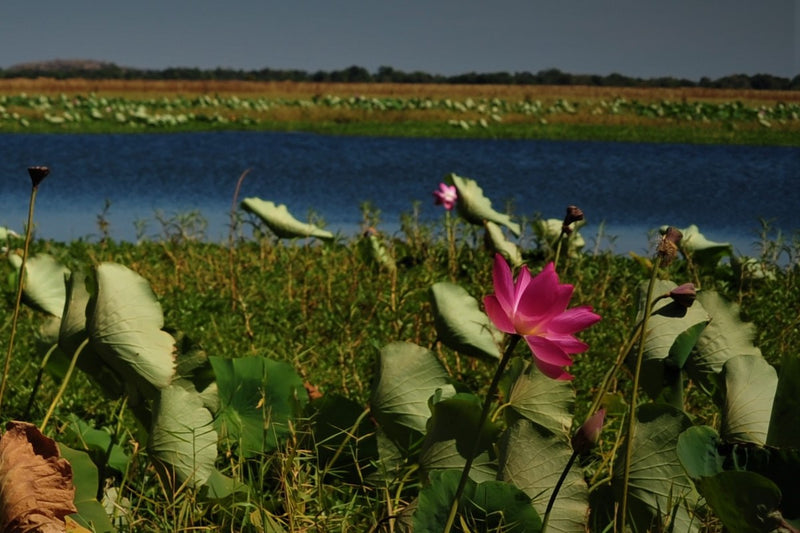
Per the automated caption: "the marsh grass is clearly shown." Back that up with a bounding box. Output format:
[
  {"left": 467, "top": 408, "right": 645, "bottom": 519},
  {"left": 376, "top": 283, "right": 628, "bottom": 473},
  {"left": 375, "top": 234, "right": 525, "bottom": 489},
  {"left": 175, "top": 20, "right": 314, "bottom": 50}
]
[{"left": 1, "top": 214, "right": 798, "bottom": 531}]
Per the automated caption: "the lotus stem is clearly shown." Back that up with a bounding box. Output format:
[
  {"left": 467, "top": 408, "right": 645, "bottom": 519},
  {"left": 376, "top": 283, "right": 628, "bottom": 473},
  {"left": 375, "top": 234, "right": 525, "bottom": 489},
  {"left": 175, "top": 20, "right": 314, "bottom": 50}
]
[
  {"left": 553, "top": 229, "right": 567, "bottom": 270},
  {"left": 541, "top": 450, "right": 579, "bottom": 533},
  {"left": 24, "top": 342, "right": 60, "bottom": 419},
  {"left": 40, "top": 338, "right": 89, "bottom": 432},
  {"left": 443, "top": 335, "right": 520, "bottom": 533},
  {"left": 0, "top": 184, "right": 40, "bottom": 412},
  {"left": 618, "top": 255, "right": 662, "bottom": 528}
]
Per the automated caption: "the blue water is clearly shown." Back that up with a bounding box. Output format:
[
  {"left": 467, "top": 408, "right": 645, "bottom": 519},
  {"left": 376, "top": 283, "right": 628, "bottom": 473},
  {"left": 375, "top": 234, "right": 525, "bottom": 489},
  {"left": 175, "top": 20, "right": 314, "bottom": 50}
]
[{"left": 1, "top": 132, "right": 798, "bottom": 255}]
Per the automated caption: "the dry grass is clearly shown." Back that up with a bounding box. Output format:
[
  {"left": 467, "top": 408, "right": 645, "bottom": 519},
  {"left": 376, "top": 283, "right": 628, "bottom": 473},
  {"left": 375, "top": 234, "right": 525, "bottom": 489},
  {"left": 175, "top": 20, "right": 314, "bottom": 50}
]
[{"left": 2, "top": 77, "right": 798, "bottom": 106}]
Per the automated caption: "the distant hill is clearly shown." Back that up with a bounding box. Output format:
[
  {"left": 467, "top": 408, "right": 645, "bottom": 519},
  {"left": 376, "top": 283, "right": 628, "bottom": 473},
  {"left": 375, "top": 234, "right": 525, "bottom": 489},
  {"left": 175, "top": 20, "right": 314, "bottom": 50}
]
[
  {"left": 7, "top": 58, "right": 120, "bottom": 72},
  {"left": 2, "top": 58, "right": 798, "bottom": 91}
]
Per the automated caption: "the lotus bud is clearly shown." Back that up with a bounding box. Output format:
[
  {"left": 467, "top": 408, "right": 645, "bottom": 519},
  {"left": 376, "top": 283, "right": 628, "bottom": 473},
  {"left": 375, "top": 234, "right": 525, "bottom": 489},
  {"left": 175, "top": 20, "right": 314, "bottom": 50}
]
[
  {"left": 27, "top": 166, "right": 50, "bottom": 188},
  {"left": 562, "top": 205, "right": 584, "bottom": 235},
  {"left": 571, "top": 409, "right": 605, "bottom": 454},
  {"left": 668, "top": 283, "right": 697, "bottom": 308},
  {"left": 657, "top": 226, "right": 683, "bottom": 265}
]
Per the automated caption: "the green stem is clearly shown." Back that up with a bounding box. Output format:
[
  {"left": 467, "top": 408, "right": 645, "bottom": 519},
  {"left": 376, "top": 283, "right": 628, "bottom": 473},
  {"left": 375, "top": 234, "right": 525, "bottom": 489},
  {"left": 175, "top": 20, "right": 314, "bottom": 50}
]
[
  {"left": 586, "top": 321, "right": 644, "bottom": 418},
  {"left": 40, "top": 337, "right": 89, "bottom": 432},
  {"left": 24, "top": 342, "right": 60, "bottom": 419},
  {"left": 619, "top": 256, "right": 662, "bottom": 528},
  {"left": 541, "top": 450, "right": 579, "bottom": 533},
  {"left": 553, "top": 230, "right": 567, "bottom": 269},
  {"left": 446, "top": 211, "right": 456, "bottom": 279},
  {"left": 0, "top": 185, "right": 38, "bottom": 412},
  {"left": 443, "top": 335, "right": 520, "bottom": 533}
]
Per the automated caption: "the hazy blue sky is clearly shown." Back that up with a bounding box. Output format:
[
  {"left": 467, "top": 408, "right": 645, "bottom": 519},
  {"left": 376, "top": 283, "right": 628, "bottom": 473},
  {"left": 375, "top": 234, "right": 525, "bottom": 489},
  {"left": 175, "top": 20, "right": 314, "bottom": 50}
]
[{"left": 1, "top": 0, "right": 797, "bottom": 80}]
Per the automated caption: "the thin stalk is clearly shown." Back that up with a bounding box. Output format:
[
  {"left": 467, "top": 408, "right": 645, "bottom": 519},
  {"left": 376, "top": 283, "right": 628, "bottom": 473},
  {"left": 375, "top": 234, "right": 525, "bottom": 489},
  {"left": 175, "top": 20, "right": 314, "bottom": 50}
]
[
  {"left": 40, "top": 337, "right": 89, "bottom": 432},
  {"left": 228, "top": 168, "right": 251, "bottom": 311},
  {"left": 443, "top": 335, "right": 520, "bottom": 533},
  {"left": 446, "top": 210, "right": 456, "bottom": 279},
  {"left": 23, "top": 342, "right": 60, "bottom": 419},
  {"left": 586, "top": 321, "right": 644, "bottom": 418},
  {"left": 0, "top": 185, "right": 39, "bottom": 411},
  {"left": 553, "top": 229, "right": 567, "bottom": 269},
  {"left": 618, "top": 256, "right": 662, "bottom": 529},
  {"left": 541, "top": 450, "right": 579, "bottom": 533}
]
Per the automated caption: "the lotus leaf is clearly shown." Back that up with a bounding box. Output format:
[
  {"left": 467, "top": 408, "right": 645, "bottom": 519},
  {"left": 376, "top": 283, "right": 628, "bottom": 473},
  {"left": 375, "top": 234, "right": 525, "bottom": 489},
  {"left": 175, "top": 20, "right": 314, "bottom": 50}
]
[
  {"left": 86, "top": 262, "right": 176, "bottom": 394},
  {"left": 484, "top": 220, "right": 523, "bottom": 267},
  {"left": 148, "top": 384, "right": 218, "bottom": 486},
  {"left": 210, "top": 355, "right": 307, "bottom": 457},
  {"left": 613, "top": 404, "right": 698, "bottom": 532},
  {"left": 499, "top": 419, "right": 589, "bottom": 533},
  {"left": 447, "top": 173, "right": 521, "bottom": 236},
  {"left": 370, "top": 342, "right": 456, "bottom": 453},
  {"left": 9, "top": 253, "right": 70, "bottom": 317},
  {"left": 429, "top": 281, "right": 501, "bottom": 361},
  {"left": 241, "top": 197, "right": 333, "bottom": 240},
  {"left": 720, "top": 355, "right": 777, "bottom": 445}
]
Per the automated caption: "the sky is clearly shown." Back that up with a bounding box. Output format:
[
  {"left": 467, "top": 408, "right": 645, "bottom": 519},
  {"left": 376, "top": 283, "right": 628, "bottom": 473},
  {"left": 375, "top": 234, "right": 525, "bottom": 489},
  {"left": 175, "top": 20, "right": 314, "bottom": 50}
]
[{"left": 1, "top": 0, "right": 797, "bottom": 81}]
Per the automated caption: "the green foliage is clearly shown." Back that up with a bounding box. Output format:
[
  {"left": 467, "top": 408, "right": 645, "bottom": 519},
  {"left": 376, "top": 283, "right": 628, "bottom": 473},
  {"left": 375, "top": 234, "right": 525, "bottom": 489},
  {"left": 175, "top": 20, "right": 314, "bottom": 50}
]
[
  {"left": 210, "top": 355, "right": 307, "bottom": 457},
  {"left": 0, "top": 214, "right": 798, "bottom": 531}
]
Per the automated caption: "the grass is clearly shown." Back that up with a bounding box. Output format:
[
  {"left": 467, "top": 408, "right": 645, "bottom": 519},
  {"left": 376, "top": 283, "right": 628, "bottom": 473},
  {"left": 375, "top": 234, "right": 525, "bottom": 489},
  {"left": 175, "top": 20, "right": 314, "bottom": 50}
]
[
  {"left": 2, "top": 78, "right": 799, "bottom": 145},
  {"left": 2, "top": 211, "right": 798, "bottom": 531}
]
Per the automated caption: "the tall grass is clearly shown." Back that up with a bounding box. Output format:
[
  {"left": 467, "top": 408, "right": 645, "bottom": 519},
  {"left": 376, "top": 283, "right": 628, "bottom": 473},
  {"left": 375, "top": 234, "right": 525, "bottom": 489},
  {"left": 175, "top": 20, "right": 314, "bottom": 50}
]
[{"left": 1, "top": 213, "right": 797, "bottom": 530}]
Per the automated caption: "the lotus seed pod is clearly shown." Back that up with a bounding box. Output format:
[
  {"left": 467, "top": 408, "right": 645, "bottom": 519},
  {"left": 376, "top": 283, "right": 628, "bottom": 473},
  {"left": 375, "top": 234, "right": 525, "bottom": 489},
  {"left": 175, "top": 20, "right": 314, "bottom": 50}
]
[
  {"left": 657, "top": 226, "right": 683, "bottom": 265},
  {"left": 27, "top": 166, "right": 50, "bottom": 188}
]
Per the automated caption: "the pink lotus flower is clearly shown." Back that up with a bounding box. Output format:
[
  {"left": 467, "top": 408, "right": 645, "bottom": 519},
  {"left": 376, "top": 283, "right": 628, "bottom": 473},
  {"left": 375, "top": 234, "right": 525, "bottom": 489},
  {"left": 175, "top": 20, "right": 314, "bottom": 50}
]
[
  {"left": 433, "top": 183, "right": 458, "bottom": 210},
  {"left": 483, "top": 255, "right": 601, "bottom": 380}
]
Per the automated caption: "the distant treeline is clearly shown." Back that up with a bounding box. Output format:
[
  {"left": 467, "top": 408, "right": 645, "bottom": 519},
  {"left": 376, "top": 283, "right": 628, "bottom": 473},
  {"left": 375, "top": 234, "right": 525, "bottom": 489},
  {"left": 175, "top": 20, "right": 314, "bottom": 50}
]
[{"left": 2, "top": 61, "right": 799, "bottom": 90}]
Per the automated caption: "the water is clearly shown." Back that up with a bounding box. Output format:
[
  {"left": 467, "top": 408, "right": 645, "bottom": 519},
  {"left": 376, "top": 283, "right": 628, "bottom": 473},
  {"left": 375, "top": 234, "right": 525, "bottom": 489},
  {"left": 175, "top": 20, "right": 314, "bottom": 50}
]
[{"left": 1, "top": 131, "right": 798, "bottom": 256}]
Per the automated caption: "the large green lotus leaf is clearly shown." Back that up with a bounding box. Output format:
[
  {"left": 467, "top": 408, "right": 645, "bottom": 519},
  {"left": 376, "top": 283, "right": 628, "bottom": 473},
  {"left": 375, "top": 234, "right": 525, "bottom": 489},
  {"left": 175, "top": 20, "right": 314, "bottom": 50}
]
[
  {"left": 484, "top": 220, "right": 523, "bottom": 267},
  {"left": 447, "top": 173, "right": 521, "bottom": 236},
  {"left": 697, "top": 472, "right": 784, "bottom": 533},
  {"left": 9, "top": 253, "right": 69, "bottom": 317},
  {"left": 86, "top": 263, "right": 176, "bottom": 393},
  {"left": 369, "top": 342, "right": 456, "bottom": 453},
  {"left": 671, "top": 224, "right": 733, "bottom": 267},
  {"left": 499, "top": 419, "right": 589, "bottom": 533},
  {"left": 419, "top": 393, "right": 501, "bottom": 483},
  {"left": 241, "top": 197, "right": 333, "bottom": 240},
  {"left": 414, "top": 470, "right": 541, "bottom": 533},
  {"left": 721, "top": 355, "right": 777, "bottom": 445},
  {"left": 209, "top": 355, "right": 307, "bottom": 457},
  {"left": 148, "top": 384, "right": 218, "bottom": 487},
  {"left": 676, "top": 425, "right": 725, "bottom": 480},
  {"left": 613, "top": 404, "right": 699, "bottom": 532},
  {"left": 429, "top": 282, "right": 501, "bottom": 361},
  {"left": 58, "top": 444, "right": 115, "bottom": 532},
  {"left": 632, "top": 279, "right": 709, "bottom": 397},
  {"left": 686, "top": 291, "right": 762, "bottom": 393},
  {"left": 532, "top": 218, "right": 585, "bottom": 258},
  {"left": 506, "top": 361, "right": 575, "bottom": 436},
  {"left": 767, "top": 352, "right": 800, "bottom": 448}
]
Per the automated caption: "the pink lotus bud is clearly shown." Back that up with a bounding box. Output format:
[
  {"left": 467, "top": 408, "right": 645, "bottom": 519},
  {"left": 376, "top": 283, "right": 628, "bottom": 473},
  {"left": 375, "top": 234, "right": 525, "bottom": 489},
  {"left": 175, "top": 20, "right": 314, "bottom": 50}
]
[
  {"left": 669, "top": 283, "right": 697, "bottom": 308},
  {"left": 571, "top": 409, "right": 605, "bottom": 454}
]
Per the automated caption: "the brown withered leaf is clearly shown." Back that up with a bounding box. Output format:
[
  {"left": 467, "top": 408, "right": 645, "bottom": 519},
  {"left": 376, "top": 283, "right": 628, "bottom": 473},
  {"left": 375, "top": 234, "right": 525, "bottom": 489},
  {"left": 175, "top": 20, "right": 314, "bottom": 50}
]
[{"left": 0, "top": 421, "right": 77, "bottom": 533}]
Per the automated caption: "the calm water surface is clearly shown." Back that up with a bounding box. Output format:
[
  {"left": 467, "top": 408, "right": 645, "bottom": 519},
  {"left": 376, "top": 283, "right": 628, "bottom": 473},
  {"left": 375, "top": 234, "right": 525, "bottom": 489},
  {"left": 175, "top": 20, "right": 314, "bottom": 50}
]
[{"left": 1, "top": 132, "right": 798, "bottom": 255}]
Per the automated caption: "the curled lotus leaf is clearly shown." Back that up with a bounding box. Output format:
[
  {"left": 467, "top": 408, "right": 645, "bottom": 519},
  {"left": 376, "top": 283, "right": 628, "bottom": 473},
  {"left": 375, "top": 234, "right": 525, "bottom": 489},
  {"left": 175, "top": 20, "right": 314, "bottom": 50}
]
[
  {"left": 484, "top": 221, "right": 523, "bottom": 267},
  {"left": 241, "top": 197, "right": 334, "bottom": 240},
  {"left": 0, "top": 421, "right": 77, "bottom": 533},
  {"left": 9, "top": 253, "right": 70, "bottom": 317},
  {"left": 447, "top": 173, "right": 521, "bottom": 236},
  {"left": 86, "top": 263, "right": 176, "bottom": 395}
]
